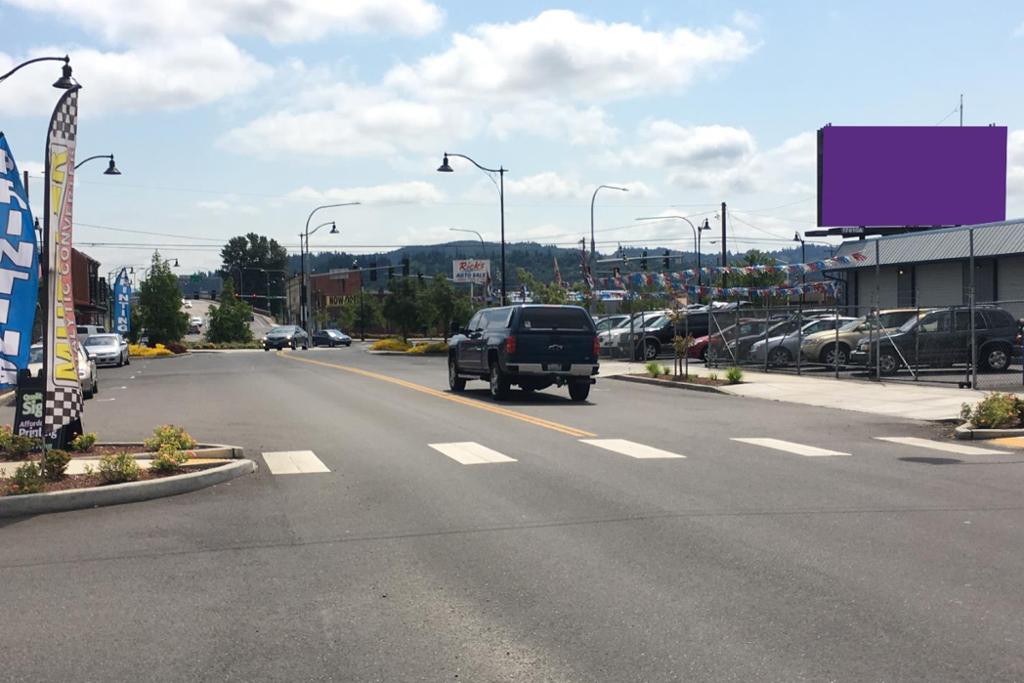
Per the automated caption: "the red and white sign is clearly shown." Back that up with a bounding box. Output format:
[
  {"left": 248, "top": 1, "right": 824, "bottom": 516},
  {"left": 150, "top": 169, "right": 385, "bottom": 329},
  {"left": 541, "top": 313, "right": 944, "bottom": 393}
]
[{"left": 453, "top": 259, "right": 490, "bottom": 284}]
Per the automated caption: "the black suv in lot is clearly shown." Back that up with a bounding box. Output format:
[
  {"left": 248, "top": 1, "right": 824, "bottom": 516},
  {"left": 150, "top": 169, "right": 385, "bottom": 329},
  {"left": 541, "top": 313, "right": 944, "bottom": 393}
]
[
  {"left": 448, "top": 305, "right": 599, "bottom": 401},
  {"left": 849, "top": 305, "right": 1019, "bottom": 374}
]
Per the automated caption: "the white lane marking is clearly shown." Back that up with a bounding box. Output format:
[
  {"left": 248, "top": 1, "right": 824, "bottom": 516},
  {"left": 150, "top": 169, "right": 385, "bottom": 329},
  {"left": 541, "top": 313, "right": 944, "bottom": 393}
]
[
  {"left": 129, "top": 375, "right": 136, "bottom": 379},
  {"left": 118, "top": 386, "right": 127, "bottom": 390},
  {"left": 262, "top": 450, "right": 331, "bottom": 474},
  {"left": 875, "top": 437, "right": 1009, "bottom": 455},
  {"left": 429, "top": 442, "right": 517, "bottom": 465},
  {"left": 731, "top": 437, "right": 850, "bottom": 457},
  {"left": 96, "top": 398, "right": 116, "bottom": 402},
  {"left": 579, "top": 439, "right": 685, "bottom": 459}
]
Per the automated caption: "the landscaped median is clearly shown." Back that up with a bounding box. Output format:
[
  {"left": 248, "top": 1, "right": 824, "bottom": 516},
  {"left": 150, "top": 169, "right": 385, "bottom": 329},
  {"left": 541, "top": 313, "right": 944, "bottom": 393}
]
[
  {"left": 0, "top": 425, "right": 254, "bottom": 516},
  {"left": 955, "top": 392, "right": 1024, "bottom": 440},
  {"left": 368, "top": 337, "right": 448, "bottom": 355},
  {"left": 611, "top": 361, "right": 744, "bottom": 395}
]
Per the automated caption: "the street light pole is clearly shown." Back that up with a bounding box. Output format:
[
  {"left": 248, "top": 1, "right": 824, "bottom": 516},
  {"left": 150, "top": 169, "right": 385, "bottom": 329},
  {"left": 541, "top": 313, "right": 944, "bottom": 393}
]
[
  {"left": 303, "top": 204, "right": 358, "bottom": 330},
  {"left": 794, "top": 232, "right": 806, "bottom": 303},
  {"left": 590, "top": 185, "right": 629, "bottom": 312},
  {"left": 0, "top": 55, "right": 74, "bottom": 88},
  {"left": 438, "top": 153, "right": 508, "bottom": 305},
  {"left": 635, "top": 215, "right": 711, "bottom": 292},
  {"left": 74, "top": 154, "right": 120, "bottom": 174}
]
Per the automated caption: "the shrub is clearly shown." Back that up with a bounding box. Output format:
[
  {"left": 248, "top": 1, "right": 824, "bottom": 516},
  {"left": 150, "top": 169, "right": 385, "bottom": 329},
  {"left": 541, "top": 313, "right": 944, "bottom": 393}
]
[
  {"left": 129, "top": 343, "right": 173, "bottom": 358},
  {"left": 8, "top": 461, "right": 44, "bottom": 495},
  {"left": 164, "top": 340, "right": 188, "bottom": 355},
  {"left": 0, "top": 425, "right": 12, "bottom": 452},
  {"left": 143, "top": 424, "right": 197, "bottom": 451},
  {"left": 726, "top": 366, "right": 744, "bottom": 385},
  {"left": 709, "top": 372, "right": 719, "bottom": 382},
  {"left": 661, "top": 365, "right": 671, "bottom": 376},
  {"left": 370, "top": 337, "right": 412, "bottom": 352},
  {"left": 8, "top": 433, "right": 40, "bottom": 458},
  {"left": 70, "top": 432, "right": 97, "bottom": 452},
  {"left": 98, "top": 452, "right": 141, "bottom": 484},
  {"left": 149, "top": 444, "right": 189, "bottom": 475},
  {"left": 408, "top": 341, "right": 449, "bottom": 355},
  {"left": 41, "top": 449, "right": 71, "bottom": 481},
  {"left": 960, "top": 392, "right": 1021, "bottom": 429},
  {"left": 644, "top": 360, "right": 662, "bottom": 377}
]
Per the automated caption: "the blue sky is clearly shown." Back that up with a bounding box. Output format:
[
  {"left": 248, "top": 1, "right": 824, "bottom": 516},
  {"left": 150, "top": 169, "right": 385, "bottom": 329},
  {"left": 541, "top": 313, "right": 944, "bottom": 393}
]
[{"left": 1, "top": 0, "right": 1022, "bottom": 274}]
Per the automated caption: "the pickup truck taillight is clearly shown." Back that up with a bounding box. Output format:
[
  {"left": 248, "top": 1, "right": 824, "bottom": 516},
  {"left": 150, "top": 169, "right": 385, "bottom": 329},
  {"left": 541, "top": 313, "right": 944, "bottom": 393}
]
[
  {"left": 593, "top": 335, "right": 600, "bottom": 357},
  {"left": 505, "top": 336, "right": 517, "bottom": 354}
]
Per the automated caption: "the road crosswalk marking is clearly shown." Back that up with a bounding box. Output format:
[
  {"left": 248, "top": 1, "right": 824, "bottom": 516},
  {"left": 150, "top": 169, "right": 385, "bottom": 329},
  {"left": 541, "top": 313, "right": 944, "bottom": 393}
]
[
  {"left": 579, "top": 439, "right": 685, "bottom": 459},
  {"left": 731, "top": 437, "right": 850, "bottom": 457},
  {"left": 874, "top": 437, "right": 1009, "bottom": 456},
  {"left": 262, "top": 450, "right": 331, "bottom": 474},
  {"left": 429, "top": 442, "right": 517, "bottom": 465}
]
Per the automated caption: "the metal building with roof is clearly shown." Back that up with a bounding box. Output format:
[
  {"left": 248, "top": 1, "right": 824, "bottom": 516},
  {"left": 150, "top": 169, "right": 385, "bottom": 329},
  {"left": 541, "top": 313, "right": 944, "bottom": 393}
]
[{"left": 826, "top": 218, "right": 1024, "bottom": 317}]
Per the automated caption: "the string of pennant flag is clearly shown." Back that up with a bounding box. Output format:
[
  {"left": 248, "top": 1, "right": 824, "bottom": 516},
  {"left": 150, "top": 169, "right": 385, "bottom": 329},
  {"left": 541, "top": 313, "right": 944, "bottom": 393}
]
[{"left": 589, "top": 251, "right": 866, "bottom": 298}]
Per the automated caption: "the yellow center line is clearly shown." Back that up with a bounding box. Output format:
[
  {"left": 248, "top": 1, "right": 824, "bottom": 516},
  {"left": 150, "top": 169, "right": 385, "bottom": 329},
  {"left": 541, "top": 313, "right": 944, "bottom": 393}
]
[{"left": 278, "top": 351, "right": 596, "bottom": 438}]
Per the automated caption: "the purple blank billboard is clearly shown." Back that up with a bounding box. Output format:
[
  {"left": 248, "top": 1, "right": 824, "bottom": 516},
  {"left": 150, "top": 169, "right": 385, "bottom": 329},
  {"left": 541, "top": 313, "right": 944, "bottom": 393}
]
[{"left": 817, "top": 126, "right": 1007, "bottom": 227}]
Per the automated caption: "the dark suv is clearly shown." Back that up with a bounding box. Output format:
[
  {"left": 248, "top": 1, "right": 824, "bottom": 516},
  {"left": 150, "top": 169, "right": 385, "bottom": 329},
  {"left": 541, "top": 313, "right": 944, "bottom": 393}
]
[
  {"left": 849, "top": 305, "right": 1018, "bottom": 374},
  {"left": 623, "top": 310, "right": 711, "bottom": 360},
  {"left": 448, "top": 305, "right": 599, "bottom": 401}
]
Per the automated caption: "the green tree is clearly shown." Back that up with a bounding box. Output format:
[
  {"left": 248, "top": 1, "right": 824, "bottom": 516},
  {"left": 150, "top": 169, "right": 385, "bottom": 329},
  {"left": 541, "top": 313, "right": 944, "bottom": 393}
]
[
  {"left": 205, "top": 279, "right": 253, "bottom": 343},
  {"left": 515, "top": 268, "right": 568, "bottom": 305},
  {"left": 219, "top": 233, "right": 289, "bottom": 317},
  {"left": 382, "top": 278, "right": 426, "bottom": 340},
  {"left": 425, "top": 274, "right": 474, "bottom": 339},
  {"left": 731, "top": 250, "right": 788, "bottom": 289},
  {"left": 340, "top": 295, "right": 382, "bottom": 335},
  {"left": 138, "top": 252, "right": 188, "bottom": 346}
]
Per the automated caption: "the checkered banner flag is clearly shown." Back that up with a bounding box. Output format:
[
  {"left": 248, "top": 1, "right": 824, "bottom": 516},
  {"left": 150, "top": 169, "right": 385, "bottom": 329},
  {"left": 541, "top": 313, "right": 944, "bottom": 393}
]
[{"left": 43, "top": 86, "right": 83, "bottom": 439}]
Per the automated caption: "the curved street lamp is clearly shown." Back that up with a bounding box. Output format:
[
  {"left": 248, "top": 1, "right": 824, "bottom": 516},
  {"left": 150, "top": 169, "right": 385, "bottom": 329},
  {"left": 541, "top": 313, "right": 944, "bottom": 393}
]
[
  {"left": 302, "top": 204, "right": 358, "bottom": 330},
  {"left": 438, "top": 152, "right": 508, "bottom": 305},
  {"left": 589, "top": 185, "right": 629, "bottom": 311},
  {"left": 635, "top": 215, "right": 711, "bottom": 288},
  {"left": 0, "top": 55, "right": 74, "bottom": 89},
  {"left": 75, "top": 154, "right": 120, "bottom": 174}
]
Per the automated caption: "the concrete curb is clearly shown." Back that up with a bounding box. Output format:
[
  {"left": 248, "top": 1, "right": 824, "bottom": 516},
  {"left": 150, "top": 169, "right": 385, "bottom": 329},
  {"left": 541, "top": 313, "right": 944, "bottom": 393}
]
[
  {"left": 954, "top": 423, "right": 1024, "bottom": 440},
  {"left": 128, "top": 352, "right": 190, "bottom": 360},
  {"left": 0, "top": 459, "right": 257, "bottom": 517},
  {"left": 95, "top": 443, "right": 246, "bottom": 459},
  {"left": 610, "top": 373, "right": 731, "bottom": 395}
]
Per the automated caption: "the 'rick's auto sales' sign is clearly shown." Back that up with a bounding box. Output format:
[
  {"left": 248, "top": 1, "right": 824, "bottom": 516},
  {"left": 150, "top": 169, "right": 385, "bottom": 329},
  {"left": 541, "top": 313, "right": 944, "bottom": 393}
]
[{"left": 452, "top": 259, "right": 490, "bottom": 284}]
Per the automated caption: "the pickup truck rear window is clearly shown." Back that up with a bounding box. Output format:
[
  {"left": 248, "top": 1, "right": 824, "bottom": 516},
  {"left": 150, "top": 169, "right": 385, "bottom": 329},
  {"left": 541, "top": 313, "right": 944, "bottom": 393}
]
[{"left": 519, "top": 308, "right": 593, "bottom": 331}]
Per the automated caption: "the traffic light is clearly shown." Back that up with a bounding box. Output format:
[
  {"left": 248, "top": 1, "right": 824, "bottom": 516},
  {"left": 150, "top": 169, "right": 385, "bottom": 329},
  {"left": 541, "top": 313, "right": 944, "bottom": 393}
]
[
  {"left": 663, "top": 250, "right": 670, "bottom": 270},
  {"left": 370, "top": 260, "right": 377, "bottom": 282},
  {"left": 402, "top": 257, "right": 410, "bottom": 277},
  {"left": 640, "top": 249, "right": 648, "bottom": 272}
]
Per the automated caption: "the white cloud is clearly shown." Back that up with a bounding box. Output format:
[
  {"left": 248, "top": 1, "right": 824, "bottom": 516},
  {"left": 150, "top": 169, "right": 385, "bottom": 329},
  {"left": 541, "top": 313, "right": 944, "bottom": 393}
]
[
  {"left": 488, "top": 101, "right": 618, "bottom": 146},
  {"left": 628, "top": 120, "right": 757, "bottom": 167},
  {"left": 485, "top": 171, "right": 654, "bottom": 201},
  {"left": 5, "top": 0, "right": 443, "bottom": 43},
  {"left": 287, "top": 181, "right": 444, "bottom": 205},
  {"left": 195, "top": 195, "right": 258, "bottom": 215},
  {"left": 1008, "top": 130, "right": 1024, "bottom": 214},
  {"left": 731, "top": 10, "right": 761, "bottom": 32},
  {"left": 385, "top": 9, "right": 754, "bottom": 102}
]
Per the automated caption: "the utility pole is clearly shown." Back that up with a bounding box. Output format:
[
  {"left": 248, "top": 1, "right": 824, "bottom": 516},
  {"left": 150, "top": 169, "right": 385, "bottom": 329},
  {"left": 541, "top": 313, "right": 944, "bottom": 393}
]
[
  {"left": 959, "top": 93, "right": 963, "bottom": 127},
  {"left": 720, "top": 202, "right": 728, "bottom": 289}
]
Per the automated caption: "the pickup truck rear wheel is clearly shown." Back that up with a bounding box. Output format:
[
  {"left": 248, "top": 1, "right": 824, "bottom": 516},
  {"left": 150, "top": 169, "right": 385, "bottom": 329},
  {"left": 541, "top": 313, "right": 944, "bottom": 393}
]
[
  {"left": 489, "top": 362, "right": 511, "bottom": 400},
  {"left": 568, "top": 380, "right": 591, "bottom": 402},
  {"left": 448, "top": 356, "right": 466, "bottom": 391}
]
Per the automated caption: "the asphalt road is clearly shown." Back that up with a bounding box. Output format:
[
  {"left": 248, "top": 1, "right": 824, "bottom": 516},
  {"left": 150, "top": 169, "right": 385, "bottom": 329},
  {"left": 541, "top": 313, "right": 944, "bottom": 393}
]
[
  {"left": 183, "top": 298, "right": 277, "bottom": 342},
  {"left": 3, "top": 348, "right": 1024, "bottom": 680}
]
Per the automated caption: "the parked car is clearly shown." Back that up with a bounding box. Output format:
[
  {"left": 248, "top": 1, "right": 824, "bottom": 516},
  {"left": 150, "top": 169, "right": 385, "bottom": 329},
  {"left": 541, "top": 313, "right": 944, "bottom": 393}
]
[
  {"left": 312, "top": 328, "right": 352, "bottom": 347},
  {"left": 749, "top": 316, "right": 858, "bottom": 366},
  {"left": 598, "top": 310, "right": 667, "bottom": 356},
  {"left": 703, "top": 318, "right": 800, "bottom": 364},
  {"left": 75, "top": 324, "right": 106, "bottom": 343},
  {"left": 262, "top": 325, "right": 309, "bottom": 350},
  {"left": 182, "top": 299, "right": 193, "bottom": 309},
  {"left": 849, "top": 305, "right": 1019, "bottom": 374},
  {"left": 800, "top": 309, "right": 919, "bottom": 366},
  {"left": 28, "top": 343, "right": 98, "bottom": 398},
  {"left": 448, "top": 305, "right": 599, "bottom": 401},
  {"left": 594, "top": 314, "right": 629, "bottom": 333},
  {"left": 82, "top": 333, "right": 130, "bottom": 367},
  {"left": 620, "top": 309, "right": 712, "bottom": 360}
]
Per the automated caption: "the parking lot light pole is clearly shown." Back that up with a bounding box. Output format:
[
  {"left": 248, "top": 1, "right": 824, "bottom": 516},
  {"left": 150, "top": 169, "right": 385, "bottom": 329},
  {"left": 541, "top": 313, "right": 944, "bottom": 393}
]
[
  {"left": 635, "top": 215, "right": 711, "bottom": 290},
  {"left": 794, "top": 232, "right": 806, "bottom": 303},
  {"left": 438, "top": 153, "right": 507, "bottom": 305}
]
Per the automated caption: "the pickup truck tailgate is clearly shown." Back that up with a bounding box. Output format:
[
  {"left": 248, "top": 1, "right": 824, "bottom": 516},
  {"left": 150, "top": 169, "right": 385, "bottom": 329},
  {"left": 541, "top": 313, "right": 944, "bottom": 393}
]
[{"left": 514, "top": 307, "right": 596, "bottom": 366}]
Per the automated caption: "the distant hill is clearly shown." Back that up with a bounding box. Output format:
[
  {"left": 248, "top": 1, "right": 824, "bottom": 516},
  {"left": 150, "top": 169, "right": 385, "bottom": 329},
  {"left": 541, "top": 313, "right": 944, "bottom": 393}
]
[{"left": 288, "top": 241, "right": 837, "bottom": 287}]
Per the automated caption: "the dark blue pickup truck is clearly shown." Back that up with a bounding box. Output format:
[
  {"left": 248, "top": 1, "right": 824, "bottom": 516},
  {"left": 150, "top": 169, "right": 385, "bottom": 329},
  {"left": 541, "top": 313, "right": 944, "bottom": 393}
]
[{"left": 448, "top": 305, "right": 600, "bottom": 401}]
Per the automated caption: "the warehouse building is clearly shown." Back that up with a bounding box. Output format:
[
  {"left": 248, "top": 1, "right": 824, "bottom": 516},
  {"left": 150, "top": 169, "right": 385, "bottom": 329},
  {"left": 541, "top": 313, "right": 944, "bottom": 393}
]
[{"left": 827, "top": 218, "right": 1024, "bottom": 318}]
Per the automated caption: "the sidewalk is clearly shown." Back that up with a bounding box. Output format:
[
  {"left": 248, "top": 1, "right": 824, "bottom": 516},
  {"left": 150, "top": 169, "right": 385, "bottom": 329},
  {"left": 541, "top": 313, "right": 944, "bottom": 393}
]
[{"left": 600, "top": 359, "right": 984, "bottom": 421}]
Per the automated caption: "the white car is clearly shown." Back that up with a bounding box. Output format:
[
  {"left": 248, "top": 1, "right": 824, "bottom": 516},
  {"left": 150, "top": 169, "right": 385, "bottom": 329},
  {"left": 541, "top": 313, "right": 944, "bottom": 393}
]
[
  {"left": 28, "top": 343, "right": 98, "bottom": 399},
  {"left": 183, "top": 299, "right": 193, "bottom": 309},
  {"left": 82, "top": 333, "right": 130, "bottom": 367}
]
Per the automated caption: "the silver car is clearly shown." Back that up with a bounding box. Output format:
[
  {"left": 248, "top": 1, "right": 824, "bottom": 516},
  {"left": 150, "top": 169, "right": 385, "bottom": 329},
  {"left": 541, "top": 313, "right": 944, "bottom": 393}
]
[
  {"left": 749, "top": 317, "right": 857, "bottom": 366},
  {"left": 82, "top": 333, "right": 130, "bottom": 367}
]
